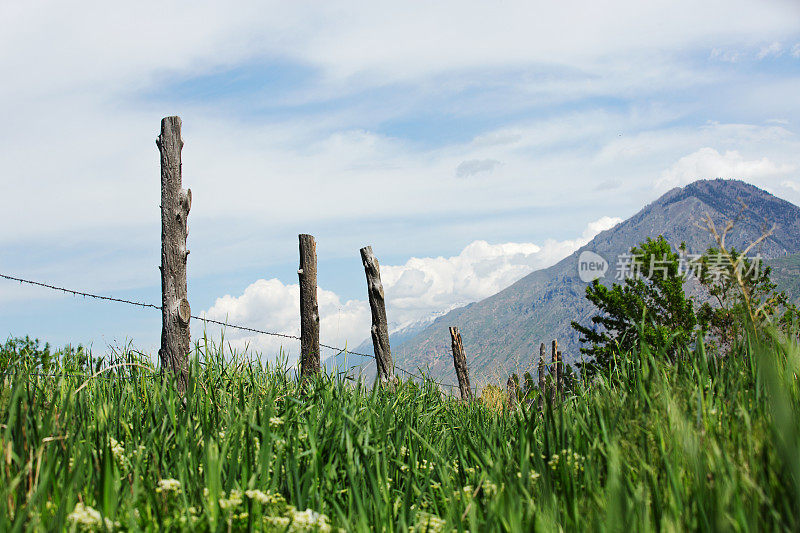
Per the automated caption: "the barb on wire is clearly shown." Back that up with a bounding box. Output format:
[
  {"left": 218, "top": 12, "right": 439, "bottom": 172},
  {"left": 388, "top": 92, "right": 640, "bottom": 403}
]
[{"left": 2, "top": 273, "right": 460, "bottom": 390}]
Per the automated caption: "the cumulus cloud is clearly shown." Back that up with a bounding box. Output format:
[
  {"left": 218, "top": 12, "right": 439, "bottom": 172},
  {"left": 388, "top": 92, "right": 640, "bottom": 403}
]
[
  {"left": 455, "top": 159, "right": 501, "bottom": 178},
  {"left": 200, "top": 279, "right": 370, "bottom": 361},
  {"left": 657, "top": 147, "right": 794, "bottom": 189},
  {"left": 582, "top": 216, "right": 622, "bottom": 239},
  {"left": 200, "top": 216, "right": 621, "bottom": 362}
]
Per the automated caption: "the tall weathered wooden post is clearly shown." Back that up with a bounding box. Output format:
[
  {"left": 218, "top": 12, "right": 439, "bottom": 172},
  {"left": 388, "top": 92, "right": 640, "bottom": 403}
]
[
  {"left": 449, "top": 327, "right": 472, "bottom": 400},
  {"left": 360, "top": 246, "right": 394, "bottom": 383},
  {"left": 157, "top": 116, "right": 191, "bottom": 391},
  {"left": 299, "top": 234, "right": 320, "bottom": 377}
]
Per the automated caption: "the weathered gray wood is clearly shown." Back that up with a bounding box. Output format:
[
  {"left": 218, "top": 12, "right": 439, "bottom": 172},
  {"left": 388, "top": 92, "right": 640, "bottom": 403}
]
[
  {"left": 557, "top": 350, "right": 563, "bottom": 396},
  {"left": 538, "top": 342, "right": 546, "bottom": 411},
  {"left": 550, "top": 339, "right": 558, "bottom": 403},
  {"left": 449, "top": 327, "right": 472, "bottom": 400},
  {"left": 157, "top": 116, "right": 191, "bottom": 391},
  {"left": 299, "top": 234, "right": 320, "bottom": 377},
  {"left": 360, "top": 246, "right": 394, "bottom": 383},
  {"left": 506, "top": 376, "right": 517, "bottom": 411}
]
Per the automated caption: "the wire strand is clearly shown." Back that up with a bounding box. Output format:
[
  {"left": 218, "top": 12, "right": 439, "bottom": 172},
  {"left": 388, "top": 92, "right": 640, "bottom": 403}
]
[{"left": 1, "top": 273, "right": 460, "bottom": 389}]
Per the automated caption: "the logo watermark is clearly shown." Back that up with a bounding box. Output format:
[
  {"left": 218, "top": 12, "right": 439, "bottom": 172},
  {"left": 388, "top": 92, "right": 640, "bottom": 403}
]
[{"left": 577, "top": 251, "right": 609, "bottom": 282}]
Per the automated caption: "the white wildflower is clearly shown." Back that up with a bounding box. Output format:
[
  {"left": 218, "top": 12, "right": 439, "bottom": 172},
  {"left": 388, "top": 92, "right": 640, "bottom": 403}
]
[
  {"left": 219, "top": 489, "right": 244, "bottom": 510},
  {"left": 156, "top": 478, "right": 182, "bottom": 494},
  {"left": 245, "top": 489, "right": 285, "bottom": 506},
  {"left": 67, "top": 502, "right": 102, "bottom": 529},
  {"left": 289, "top": 507, "right": 332, "bottom": 532},
  {"left": 67, "top": 502, "right": 119, "bottom": 531}
]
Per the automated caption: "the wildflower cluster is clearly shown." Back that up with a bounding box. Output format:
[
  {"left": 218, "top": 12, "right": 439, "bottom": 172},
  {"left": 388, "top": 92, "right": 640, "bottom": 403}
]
[
  {"left": 547, "top": 448, "right": 585, "bottom": 475},
  {"left": 409, "top": 511, "right": 446, "bottom": 532},
  {"left": 155, "top": 478, "right": 182, "bottom": 495},
  {"left": 218, "top": 489, "right": 244, "bottom": 510},
  {"left": 67, "top": 502, "right": 119, "bottom": 531}
]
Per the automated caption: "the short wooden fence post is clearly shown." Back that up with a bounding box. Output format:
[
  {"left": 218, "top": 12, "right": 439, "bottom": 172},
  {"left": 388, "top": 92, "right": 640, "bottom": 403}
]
[
  {"left": 299, "top": 234, "right": 320, "bottom": 377},
  {"left": 157, "top": 116, "right": 191, "bottom": 391},
  {"left": 506, "top": 376, "right": 517, "bottom": 411},
  {"left": 550, "top": 339, "right": 558, "bottom": 403},
  {"left": 360, "top": 246, "right": 394, "bottom": 383},
  {"left": 449, "top": 327, "right": 472, "bottom": 401},
  {"left": 538, "top": 343, "right": 546, "bottom": 411},
  {"left": 557, "top": 350, "right": 564, "bottom": 396}
]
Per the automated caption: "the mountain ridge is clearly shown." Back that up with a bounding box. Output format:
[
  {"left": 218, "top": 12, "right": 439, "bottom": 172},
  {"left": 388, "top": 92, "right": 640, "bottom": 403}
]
[{"left": 355, "top": 179, "right": 800, "bottom": 386}]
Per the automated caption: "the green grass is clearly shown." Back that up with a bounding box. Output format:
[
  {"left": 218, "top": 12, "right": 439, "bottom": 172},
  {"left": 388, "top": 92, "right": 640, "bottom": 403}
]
[{"left": 1, "top": 327, "right": 800, "bottom": 532}]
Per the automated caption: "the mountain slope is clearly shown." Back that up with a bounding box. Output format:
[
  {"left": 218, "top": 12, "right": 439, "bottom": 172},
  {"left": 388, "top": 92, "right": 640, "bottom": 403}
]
[{"left": 379, "top": 179, "right": 800, "bottom": 386}]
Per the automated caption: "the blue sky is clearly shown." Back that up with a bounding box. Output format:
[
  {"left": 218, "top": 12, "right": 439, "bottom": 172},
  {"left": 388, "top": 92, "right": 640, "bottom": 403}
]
[{"left": 1, "top": 0, "right": 800, "bottom": 363}]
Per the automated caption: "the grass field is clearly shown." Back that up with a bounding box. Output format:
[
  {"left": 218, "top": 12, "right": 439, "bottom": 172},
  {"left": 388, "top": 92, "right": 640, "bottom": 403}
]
[{"left": 1, "top": 326, "right": 800, "bottom": 531}]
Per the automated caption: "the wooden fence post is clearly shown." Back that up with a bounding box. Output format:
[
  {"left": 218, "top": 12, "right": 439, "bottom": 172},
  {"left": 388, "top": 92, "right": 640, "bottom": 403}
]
[
  {"left": 550, "top": 339, "right": 558, "bottom": 403},
  {"left": 299, "top": 234, "right": 320, "bottom": 377},
  {"left": 557, "top": 350, "right": 563, "bottom": 396},
  {"left": 538, "top": 343, "right": 546, "bottom": 411},
  {"left": 360, "top": 246, "right": 394, "bottom": 383},
  {"left": 506, "top": 376, "right": 517, "bottom": 411},
  {"left": 157, "top": 116, "right": 191, "bottom": 391},
  {"left": 449, "top": 327, "right": 472, "bottom": 401}
]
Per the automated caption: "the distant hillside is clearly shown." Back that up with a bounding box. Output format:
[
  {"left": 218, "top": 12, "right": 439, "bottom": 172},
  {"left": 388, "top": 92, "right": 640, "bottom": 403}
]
[
  {"left": 768, "top": 252, "right": 800, "bottom": 306},
  {"left": 355, "top": 179, "right": 800, "bottom": 386}
]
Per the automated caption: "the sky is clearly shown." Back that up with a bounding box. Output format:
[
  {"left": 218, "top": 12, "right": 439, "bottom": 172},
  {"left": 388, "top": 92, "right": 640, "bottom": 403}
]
[{"left": 1, "top": 0, "right": 799, "bottom": 365}]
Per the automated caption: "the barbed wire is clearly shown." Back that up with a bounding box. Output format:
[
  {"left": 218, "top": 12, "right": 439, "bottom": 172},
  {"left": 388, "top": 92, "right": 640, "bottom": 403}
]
[
  {"left": 0, "top": 371, "right": 157, "bottom": 380},
  {"left": 1, "top": 273, "right": 459, "bottom": 389},
  {"left": 0, "top": 274, "right": 161, "bottom": 310}
]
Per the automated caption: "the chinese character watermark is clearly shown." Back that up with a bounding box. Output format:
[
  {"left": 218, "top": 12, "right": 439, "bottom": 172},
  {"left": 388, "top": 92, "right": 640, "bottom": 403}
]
[{"left": 578, "top": 250, "right": 762, "bottom": 282}]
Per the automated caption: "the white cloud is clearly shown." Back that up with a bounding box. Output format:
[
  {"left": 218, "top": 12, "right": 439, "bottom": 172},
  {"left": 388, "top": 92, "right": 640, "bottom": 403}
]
[
  {"left": 710, "top": 48, "right": 742, "bottom": 63},
  {"left": 657, "top": 147, "right": 795, "bottom": 189},
  {"left": 200, "top": 216, "right": 621, "bottom": 361},
  {"left": 200, "top": 279, "right": 370, "bottom": 361},
  {"left": 583, "top": 216, "right": 622, "bottom": 239},
  {"left": 455, "top": 159, "right": 501, "bottom": 178},
  {"left": 782, "top": 180, "right": 800, "bottom": 193},
  {"left": 757, "top": 41, "right": 783, "bottom": 59}
]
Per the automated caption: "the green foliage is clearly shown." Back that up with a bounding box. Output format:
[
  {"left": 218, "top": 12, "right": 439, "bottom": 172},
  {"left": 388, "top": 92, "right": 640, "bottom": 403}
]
[
  {"left": 2, "top": 326, "right": 800, "bottom": 531},
  {"left": 697, "top": 248, "right": 800, "bottom": 350},
  {"left": 0, "top": 336, "right": 90, "bottom": 375},
  {"left": 571, "top": 236, "right": 698, "bottom": 375}
]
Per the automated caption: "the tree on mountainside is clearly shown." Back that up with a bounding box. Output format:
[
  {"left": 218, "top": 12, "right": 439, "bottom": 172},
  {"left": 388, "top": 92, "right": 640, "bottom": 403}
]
[
  {"left": 571, "top": 236, "right": 700, "bottom": 376},
  {"left": 696, "top": 249, "right": 800, "bottom": 351},
  {"left": 573, "top": 227, "right": 800, "bottom": 376}
]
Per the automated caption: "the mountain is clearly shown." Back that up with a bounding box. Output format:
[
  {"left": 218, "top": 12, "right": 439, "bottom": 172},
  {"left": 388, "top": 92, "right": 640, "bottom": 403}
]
[
  {"left": 766, "top": 252, "right": 800, "bottom": 306},
  {"left": 357, "top": 179, "right": 800, "bottom": 386}
]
